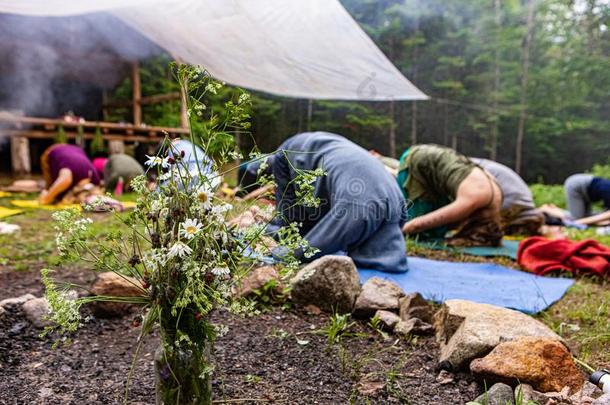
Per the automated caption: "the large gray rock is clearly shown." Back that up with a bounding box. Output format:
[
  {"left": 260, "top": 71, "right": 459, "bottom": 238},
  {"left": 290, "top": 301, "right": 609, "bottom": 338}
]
[
  {"left": 473, "top": 383, "right": 514, "bottom": 405},
  {"left": 434, "top": 300, "right": 563, "bottom": 370},
  {"left": 22, "top": 297, "right": 50, "bottom": 328},
  {"left": 0, "top": 293, "right": 36, "bottom": 308},
  {"left": 353, "top": 277, "right": 404, "bottom": 317},
  {"left": 290, "top": 256, "right": 361, "bottom": 313}
]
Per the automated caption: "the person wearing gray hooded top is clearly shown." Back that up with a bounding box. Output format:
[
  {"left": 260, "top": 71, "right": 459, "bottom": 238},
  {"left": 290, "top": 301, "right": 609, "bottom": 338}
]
[
  {"left": 470, "top": 157, "right": 543, "bottom": 235},
  {"left": 271, "top": 132, "right": 408, "bottom": 273}
]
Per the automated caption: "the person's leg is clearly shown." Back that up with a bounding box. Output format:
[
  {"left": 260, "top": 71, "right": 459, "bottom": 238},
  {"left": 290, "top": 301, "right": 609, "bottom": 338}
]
[
  {"left": 564, "top": 174, "right": 594, "bottom": 219},
  {"left": 39, "top": 168, "right": 73, "bottom": 205},
  {"left": 348, "top": 220, "right": 408, "bottom": 273}
]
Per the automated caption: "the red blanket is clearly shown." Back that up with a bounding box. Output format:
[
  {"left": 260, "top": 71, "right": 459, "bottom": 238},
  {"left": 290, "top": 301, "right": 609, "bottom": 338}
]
[{"left": 518, "top": 236, "right": 610, "bottom": 277}]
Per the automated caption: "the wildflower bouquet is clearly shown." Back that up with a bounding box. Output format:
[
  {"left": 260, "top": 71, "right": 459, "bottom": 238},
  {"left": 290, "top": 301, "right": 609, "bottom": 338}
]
[{"left": 42, "top": 65, "right": 319, "bottom": 405}]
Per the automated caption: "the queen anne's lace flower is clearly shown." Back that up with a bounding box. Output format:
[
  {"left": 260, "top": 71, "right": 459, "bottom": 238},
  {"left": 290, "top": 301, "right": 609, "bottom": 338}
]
[{"left": 180, "top": 218, "right": 203, "bottom": 240}]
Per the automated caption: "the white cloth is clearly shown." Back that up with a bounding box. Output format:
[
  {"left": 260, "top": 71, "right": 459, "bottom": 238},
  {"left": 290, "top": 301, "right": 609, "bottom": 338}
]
[{"left": 0, "top": 0, "right": 427, "bottom": 101}]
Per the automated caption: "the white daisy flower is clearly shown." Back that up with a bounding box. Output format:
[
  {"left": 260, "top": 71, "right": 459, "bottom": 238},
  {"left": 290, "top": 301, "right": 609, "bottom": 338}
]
[
  {"left": 195, "top": 185, "right": 213, "bottom": 210},
  {"left": 180, "top": 218, "right": 203, "bottom": 240},
  {"left": 145, "top": 155, "right": 170, "bottom": 168},
  {"left": 211, "top": 266, "right": 230, "bottom": 277},
  {"left": 168, "top": 242, "right": 193, "bottom": 259}
]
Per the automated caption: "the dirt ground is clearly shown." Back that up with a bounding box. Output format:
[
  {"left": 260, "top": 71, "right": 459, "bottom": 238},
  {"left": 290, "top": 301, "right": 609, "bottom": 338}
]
[
  {"left": 0, "top": 265, "right": 481, "bottom": 405},
  {"left": 0, "top": 198, "right": 607, "bottom": 404}
]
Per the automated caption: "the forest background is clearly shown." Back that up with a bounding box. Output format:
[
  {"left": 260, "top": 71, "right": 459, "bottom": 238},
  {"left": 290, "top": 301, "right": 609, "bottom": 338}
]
[{"left": 107, "top": 0, "right": 609, "bottom": 184}]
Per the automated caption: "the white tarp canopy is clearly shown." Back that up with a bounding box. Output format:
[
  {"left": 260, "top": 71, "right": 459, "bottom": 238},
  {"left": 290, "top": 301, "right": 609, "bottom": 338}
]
[{"left": 0, "top": 0, "right": 427, "bottom": 101}]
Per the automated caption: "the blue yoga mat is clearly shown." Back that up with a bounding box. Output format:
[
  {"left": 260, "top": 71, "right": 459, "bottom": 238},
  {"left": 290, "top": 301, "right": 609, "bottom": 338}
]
[
  {"left": 359, "top": 257, "right": 574, "bottom": 314},
  {"left": 416, "top": 239, "right": 520, "bottom": 260}
]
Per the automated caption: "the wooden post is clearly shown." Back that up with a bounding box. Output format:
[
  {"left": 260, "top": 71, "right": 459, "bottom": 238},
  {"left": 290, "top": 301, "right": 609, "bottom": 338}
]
[
  {"left": 102, "top": 90, "right": 110, "bottom": 122},
  {"left": 108, "top": 140, "right": 125, "bottom": 155},
  {"left": 132, "top": 61, "right": 142, "bottom": 126},
  {"left": 10, "top": 136, "right": 31, "bottom": 175}
]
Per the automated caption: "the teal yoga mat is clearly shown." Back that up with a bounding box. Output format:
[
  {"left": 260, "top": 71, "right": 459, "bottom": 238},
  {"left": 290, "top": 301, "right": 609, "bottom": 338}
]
[{"left": 415, "top": 239, "right": 521, "bottom": 260}]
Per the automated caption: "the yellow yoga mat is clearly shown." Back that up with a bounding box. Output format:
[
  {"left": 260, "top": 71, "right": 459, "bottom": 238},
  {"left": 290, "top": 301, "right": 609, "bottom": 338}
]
[
  {"left": 10, "top": 199, "right": 136, "bottom": 211},
  {"left": 121, "top": 201, "right": 137, "bottom": 209},
  {"left": 0, "top": 207, "right": 23, "bottom": 219},
  {"left": 10, "top": 200, "right": 82, "bottom": 211}
]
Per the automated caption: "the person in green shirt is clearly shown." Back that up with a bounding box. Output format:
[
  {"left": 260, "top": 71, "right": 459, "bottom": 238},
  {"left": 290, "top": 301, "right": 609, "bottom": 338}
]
[
  {"left": 103, "top": 153, "right": 144, "bottom": 193},
  {"left": 397, "top": 144, "right": 503, "bottom": 246}
]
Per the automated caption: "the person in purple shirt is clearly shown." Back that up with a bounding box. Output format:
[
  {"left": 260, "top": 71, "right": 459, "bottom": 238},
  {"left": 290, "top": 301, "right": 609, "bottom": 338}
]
[{"left": 39, "top": 144, "right": 100, "bottom": 204}]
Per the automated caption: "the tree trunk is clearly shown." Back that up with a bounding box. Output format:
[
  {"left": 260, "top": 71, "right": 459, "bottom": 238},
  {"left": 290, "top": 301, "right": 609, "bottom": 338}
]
[
  {"left": 306, "top": 99, "right": 313, "bottom": 132},
  {"left": 443, "top": 102, "right": 449, "bottom": 146},
  {"left": 490, "top": 0, "right": 501, "bottom": 161},
  {"left": 410, "top": 18, "right": 420, "bottom": 145},
  {"left": 515, "top": 0, "right": 535, "bottom": 174},
  {"left": 389, "top": 100, "right": 396, "bottom": 157},
  {"left": 411, "top": 102, "right": 417, "bottom": 145},
  {"left": 297, "top": 99, "right": 303, "bottom": 133},
  {"left": 451, "top": 131, "right": 458, "bottom": 151}
]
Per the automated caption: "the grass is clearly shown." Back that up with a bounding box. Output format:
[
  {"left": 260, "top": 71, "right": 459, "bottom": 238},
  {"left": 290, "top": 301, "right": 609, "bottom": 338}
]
[
  {"left": 1, "top": 183, "right": 608, "bottom": 369},
  {"left": 318, "top": 312, "right": 360, "bottom": 346}
]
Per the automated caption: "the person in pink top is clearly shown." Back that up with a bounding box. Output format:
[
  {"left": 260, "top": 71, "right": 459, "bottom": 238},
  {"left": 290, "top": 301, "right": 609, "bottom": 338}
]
[{"left": 39, "top": 144, "right": 100, "bottom": 204}]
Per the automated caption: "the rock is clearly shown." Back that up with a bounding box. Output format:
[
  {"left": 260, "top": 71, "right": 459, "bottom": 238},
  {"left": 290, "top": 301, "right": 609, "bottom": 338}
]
[
  {"left": 436, "top": 370, "right": 455, "bottom": 385},
  {"left": 290, "top": 256, "right": 361, "bottom": 313},
  {"left": 434, "top": 300, "right": 563, "bottom": 370},
  {"left": 356, "top": 375, "right": 386, "bottom": 396},
  {"left": 570, "top": 381, "right": 603, "bottom": 403},
  {"left": 395, "top": 317, "right": 434, "bottom": 336},
  {"left": 0, "top": 293, "right": 36, "bottom": 308},
  {"left": 353, "top": 277, "right": 404, "bottom": 317},
  {"left": 22, "top": 297, "right": 50, "bottom": 328},
  {"left": 404, "top": 305, "right": 434, "bottom": 323},
  {"left": 0, "top": 306, "right": 4, "bottom": 318},
  {"left": 470, "top": 337, "right": 584, "bottom": 393},
  {"left": 593, "top": 394, "right": 610, "bottom": 405},
  {"left": 515, "top": 384, "right": 549, "bottom": 405},
  {"left": 374, "top": 310, "right": 401, "bottom": 330},
  {"left": 399, "top": 292, "right": 434, "bottom": 323},
  {"left": 473, "top": 383, "right": 515, "bottom": 405},
  {"left": 234, "top": 266, "right": 283, "bottom": 298},
  {"left": 304, "top": 304, "right": 322, "bottom": 315},
  {"left": 90, "top": 272, "right": 146, "bottom": 318}
]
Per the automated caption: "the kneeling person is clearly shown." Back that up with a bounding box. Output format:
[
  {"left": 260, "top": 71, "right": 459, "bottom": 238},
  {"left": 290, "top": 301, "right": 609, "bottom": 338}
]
[
  {"left": 273, "top": 132, "right": 408, "bottom": 273},
  {"left": 398, "top": 144, "right": 503, "bottom": 246},
  {"left": 470, "top": 158, "right": 543, "bottom": 235},
  {"left": 39, "top": 144, "right": 100, "bottom": 205}
]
